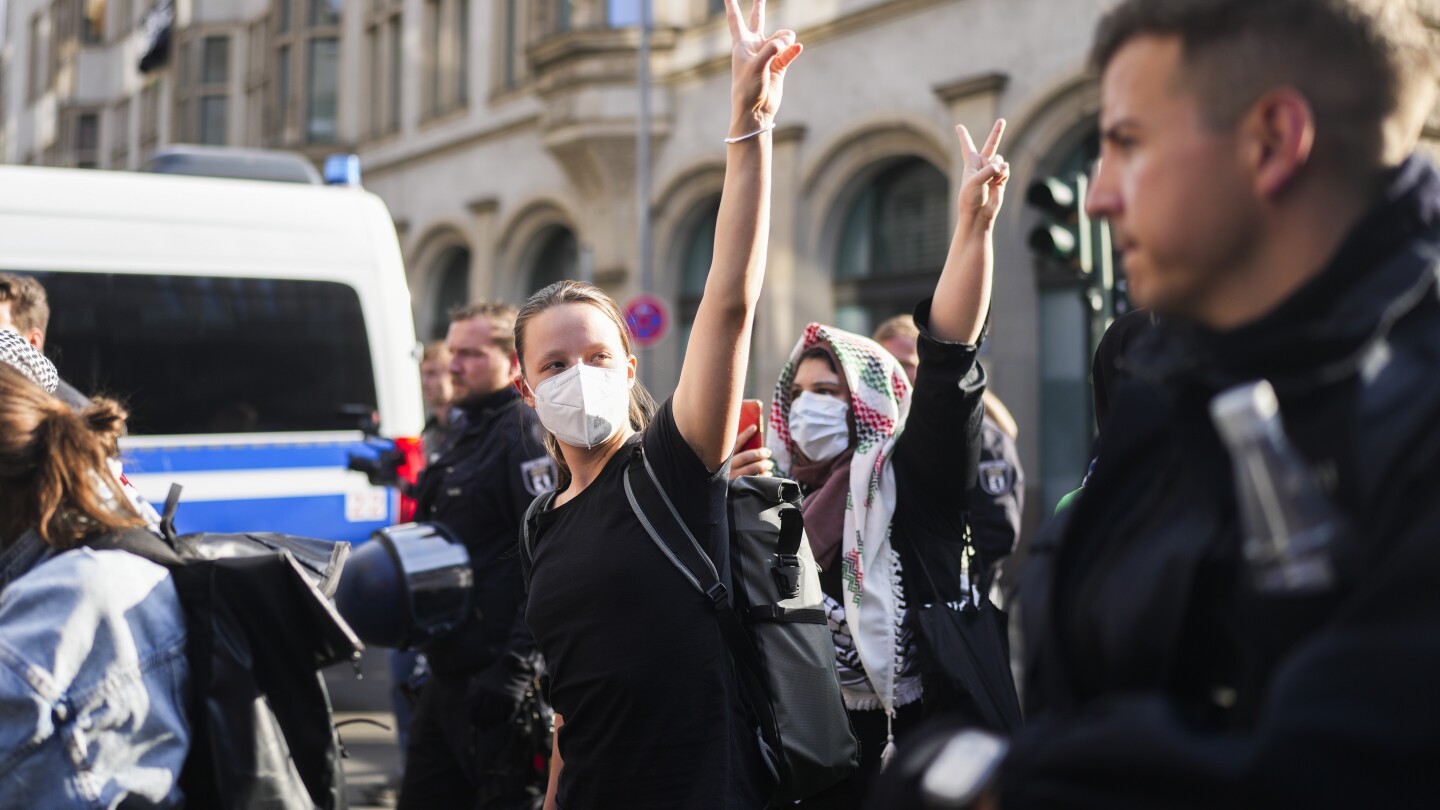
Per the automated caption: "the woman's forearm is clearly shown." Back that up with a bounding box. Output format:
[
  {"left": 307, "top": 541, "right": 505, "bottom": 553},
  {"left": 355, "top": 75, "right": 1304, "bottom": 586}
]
[
  {"left": 543, "top": 713, "right": 564, "bottom": 810},
  {"left": 930, "top": 218, "right": 995, "bottom": 344}
]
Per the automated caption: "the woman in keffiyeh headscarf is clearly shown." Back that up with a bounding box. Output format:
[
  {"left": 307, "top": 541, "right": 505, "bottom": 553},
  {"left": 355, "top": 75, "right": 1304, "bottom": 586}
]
[{"left": 767, "top": 119, "right": 1010, "bottom": 806}]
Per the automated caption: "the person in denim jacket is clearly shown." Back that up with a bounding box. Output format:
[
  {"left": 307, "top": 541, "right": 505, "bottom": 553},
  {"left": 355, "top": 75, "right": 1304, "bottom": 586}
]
[{"left": 0, "top": 358, "right": 190, "bottom": 809}]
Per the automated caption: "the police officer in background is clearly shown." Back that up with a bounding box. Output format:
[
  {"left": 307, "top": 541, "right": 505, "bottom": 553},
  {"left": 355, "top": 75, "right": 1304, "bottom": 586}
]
[
  {"left": 399, "top": 301, "right": 554, "bottom": 810},
  {"left": 874, "top": 315, "right": 1023, "bottom": 590},
  {"left": 419, "top": 340, "right": 457, "bottom": 463},
  {"left": 921, "top": 1, "right": 1440, "bottom": 806}
]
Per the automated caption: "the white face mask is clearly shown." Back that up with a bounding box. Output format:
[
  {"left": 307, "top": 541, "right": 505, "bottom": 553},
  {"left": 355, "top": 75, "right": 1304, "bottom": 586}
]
[
  {"left": 529, "top": 363, "right": 632, "bottom": 449},
  {"left": 788, "top": 391, "right": 851, "bottom": 463}
]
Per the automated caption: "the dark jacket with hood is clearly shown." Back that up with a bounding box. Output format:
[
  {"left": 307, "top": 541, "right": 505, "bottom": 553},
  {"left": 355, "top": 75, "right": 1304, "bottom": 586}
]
[{"left": 1007, "top": 156, "right": 1440, "bottom": 808}]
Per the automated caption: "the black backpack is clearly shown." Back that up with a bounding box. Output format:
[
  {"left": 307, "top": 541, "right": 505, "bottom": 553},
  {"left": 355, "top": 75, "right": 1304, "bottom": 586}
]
[
  {"left": 521, "top": 445, "right": 858, "bottom": 804},
  {"left": 87, "top": 488, "right": 360, "bottom": 810}
]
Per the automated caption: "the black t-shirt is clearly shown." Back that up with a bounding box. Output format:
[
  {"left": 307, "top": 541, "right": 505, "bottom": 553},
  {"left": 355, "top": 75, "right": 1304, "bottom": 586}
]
[{"left": 525, "top": 399, "right": 766, "bottom": 809}]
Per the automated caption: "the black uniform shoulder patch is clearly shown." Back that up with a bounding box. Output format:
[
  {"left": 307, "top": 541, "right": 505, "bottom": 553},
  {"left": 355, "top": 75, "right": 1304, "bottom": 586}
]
[
  {"left": 978, "top": 459, "right": 1014, "bottom": 497},
  {"left": 521, "top": 456, "right": 557, "bottom": 497}
]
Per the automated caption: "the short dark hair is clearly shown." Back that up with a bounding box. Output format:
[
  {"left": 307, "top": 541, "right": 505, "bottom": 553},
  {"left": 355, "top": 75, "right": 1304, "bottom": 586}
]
[
  {"left": 0, "top": 273, "right": 50, "bottom": 336},
  {"left": 449, "top": 300, "right": 518, "bottom": 354},
  {"left": 1090, "top": 0, "right": 1438, "bottom": 173}
]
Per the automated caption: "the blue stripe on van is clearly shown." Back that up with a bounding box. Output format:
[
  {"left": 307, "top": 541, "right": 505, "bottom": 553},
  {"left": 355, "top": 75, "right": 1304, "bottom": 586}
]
[
  {"left": 170, "top": 494, "right": 390, "bottom": 544},
  {"left": 123, "top": 440, "right": 384, "bottom": 474}
]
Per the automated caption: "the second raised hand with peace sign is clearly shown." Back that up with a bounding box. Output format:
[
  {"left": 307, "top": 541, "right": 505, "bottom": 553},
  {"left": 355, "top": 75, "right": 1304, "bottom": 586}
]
[
  {"left": 930, "top": 118, "right": 1011, "bottom": 344},
  {"left": 725, "top": 0, "right": 803, "bottom": 138}
]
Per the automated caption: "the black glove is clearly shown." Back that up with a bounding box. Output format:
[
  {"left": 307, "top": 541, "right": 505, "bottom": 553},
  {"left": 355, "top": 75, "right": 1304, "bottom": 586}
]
[{"left": 468, "top": 651, "right": 536, "bottom": 730}]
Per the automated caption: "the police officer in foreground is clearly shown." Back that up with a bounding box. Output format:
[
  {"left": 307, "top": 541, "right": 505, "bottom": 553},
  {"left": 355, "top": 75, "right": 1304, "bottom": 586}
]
[
  {"left": 399, "top": 301, "right": 554, "bottom": 810},
  {"left": 884, "top": 1, "right": 1440, "bottom": 807}
]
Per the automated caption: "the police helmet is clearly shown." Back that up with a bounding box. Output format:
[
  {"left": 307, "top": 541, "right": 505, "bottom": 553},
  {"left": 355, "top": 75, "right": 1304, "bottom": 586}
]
[{"left": 334, "top": 522, "right": 473, "bottom": 650}]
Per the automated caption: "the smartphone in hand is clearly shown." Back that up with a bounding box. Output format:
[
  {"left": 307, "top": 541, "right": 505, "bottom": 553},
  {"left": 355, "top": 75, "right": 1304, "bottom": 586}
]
[{"left": 738, "top": 399, "right": 763, "bottom": 452}]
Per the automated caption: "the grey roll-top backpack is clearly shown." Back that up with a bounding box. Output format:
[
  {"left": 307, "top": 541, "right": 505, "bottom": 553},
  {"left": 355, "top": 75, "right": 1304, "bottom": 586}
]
[{"left": 520, "top": 444, "right": 858, "bottom": 804}]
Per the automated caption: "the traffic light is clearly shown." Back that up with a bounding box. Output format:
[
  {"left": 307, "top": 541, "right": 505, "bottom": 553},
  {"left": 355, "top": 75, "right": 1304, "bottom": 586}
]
[
  {"left": 1026, "top": 172, "right": 1117, "bottom": 326},
  {"left": 1025, "top": 175, "right": 1091, "bottom": 273}
]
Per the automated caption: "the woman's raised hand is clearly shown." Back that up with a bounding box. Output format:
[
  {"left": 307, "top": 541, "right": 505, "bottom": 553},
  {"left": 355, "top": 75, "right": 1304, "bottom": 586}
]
[
  {"left": 956, "top": 119, "right": 1010, "bottom": 229},
  {"left": 725, "top": 0, "right": 803, "bottom": 135}
]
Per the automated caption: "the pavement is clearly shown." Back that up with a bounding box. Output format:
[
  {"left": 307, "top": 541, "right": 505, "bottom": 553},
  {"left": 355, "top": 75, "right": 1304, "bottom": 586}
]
[{"left": 326, "top": 649, "right": 405, "bottom": 810}]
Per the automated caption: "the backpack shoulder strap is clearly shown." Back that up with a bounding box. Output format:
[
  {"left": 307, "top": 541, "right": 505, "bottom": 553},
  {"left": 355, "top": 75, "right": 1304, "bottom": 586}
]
[
  {"left": 83, "top": 526, "right": 187, "bottom": 567},
  {"left": 519, "top": 490, "right": 557, "bottom": 586},
  {"left": 622, "top": 445, "right": 726, "bottom": 607},
  {"left": 625, "top": 446, "right": 785, "bottom": 777}
]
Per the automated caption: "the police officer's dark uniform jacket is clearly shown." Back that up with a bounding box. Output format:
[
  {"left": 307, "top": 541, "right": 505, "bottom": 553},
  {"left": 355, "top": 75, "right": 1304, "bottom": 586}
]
[
  {"left": 1005, "top": 156, "right": 1440, "bottom": 807},
  {"left": 401, "top": 384, "right": 554, "bottom": 806},
  {"left": 972, "top": 416, "right": 1023, "bottom": 589}
]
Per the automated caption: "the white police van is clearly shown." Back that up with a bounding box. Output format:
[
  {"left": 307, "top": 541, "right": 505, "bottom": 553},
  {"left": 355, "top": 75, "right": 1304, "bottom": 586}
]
[{"left": 0, "top": 157, "right": 424, "bottom": 543}]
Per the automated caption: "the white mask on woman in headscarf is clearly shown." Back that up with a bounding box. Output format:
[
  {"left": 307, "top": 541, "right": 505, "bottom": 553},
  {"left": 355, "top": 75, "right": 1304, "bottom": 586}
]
[
  {"left": 530, "top": 363, "right": 632, "bottom": 449},
  {"left": 788, "top": 391, "right": 852, "bottom": 463}
]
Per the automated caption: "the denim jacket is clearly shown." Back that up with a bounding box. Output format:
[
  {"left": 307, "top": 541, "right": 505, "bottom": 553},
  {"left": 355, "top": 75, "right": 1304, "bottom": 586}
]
[{"left": 0, "top": 532, "right": 190, "bottom": 809}]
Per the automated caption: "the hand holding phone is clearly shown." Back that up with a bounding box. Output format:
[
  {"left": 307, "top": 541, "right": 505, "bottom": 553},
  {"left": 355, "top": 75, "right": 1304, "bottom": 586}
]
[
  {"left": 731, "top": 400, "right": 773, "bottom": 481},
  {"left": 738, "top": 400, "right": 763, "bottom": 453}
]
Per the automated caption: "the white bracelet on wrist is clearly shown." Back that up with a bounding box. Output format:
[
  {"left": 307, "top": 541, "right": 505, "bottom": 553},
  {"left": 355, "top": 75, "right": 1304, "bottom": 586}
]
[{"left": 725, "top": 122, "right": 776, "bottom": 144}]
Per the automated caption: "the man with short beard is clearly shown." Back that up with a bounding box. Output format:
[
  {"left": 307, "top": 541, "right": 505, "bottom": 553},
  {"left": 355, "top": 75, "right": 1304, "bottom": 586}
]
[{"left": 399, "top": 302, "right": 554, "bottom": 810}]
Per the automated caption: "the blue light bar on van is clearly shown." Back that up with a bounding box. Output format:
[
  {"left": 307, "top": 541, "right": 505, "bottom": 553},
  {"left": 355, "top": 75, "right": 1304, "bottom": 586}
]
[{"left": 324, "top": 154, "right": 362, "bottom": 187}]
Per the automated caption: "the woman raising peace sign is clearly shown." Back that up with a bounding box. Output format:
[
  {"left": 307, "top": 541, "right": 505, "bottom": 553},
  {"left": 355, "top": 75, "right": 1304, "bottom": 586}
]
[{"left": 516, "top": 2, "right": 802, "bottom": 808}]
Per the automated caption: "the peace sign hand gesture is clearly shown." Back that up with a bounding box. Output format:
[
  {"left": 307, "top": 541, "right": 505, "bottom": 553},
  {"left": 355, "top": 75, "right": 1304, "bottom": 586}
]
[
  {"left": 957, "top": 119, "right": 1010, "bottom": 229},
  {"left": 725, "top": 0, "right": 803, "bottom": 136}
]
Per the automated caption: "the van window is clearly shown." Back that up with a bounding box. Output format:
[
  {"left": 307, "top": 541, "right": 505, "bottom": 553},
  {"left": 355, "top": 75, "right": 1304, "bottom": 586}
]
[{"left": 25, "top": 272, "right": 379, "bottom": 436}]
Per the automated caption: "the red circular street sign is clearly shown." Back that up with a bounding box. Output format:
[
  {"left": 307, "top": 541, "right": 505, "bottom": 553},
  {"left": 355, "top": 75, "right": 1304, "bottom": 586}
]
[{"left": 625, "top": 295, "right": 670, "bottom": 348}]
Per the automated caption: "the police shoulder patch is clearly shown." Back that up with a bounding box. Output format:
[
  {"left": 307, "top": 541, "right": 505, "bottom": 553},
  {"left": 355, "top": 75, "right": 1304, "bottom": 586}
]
[
  {"left": 978, "top": 459, "right": 1014, "bottom": 497},
  {"left": 520, "top": 456, "right": 557, "bottom": 497}
]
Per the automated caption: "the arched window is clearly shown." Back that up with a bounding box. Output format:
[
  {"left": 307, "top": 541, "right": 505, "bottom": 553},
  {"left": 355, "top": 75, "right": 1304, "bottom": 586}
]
[
  {"left": 524, "top": 225, "right": 579, "bottom": 296},
  {"left": 676, "top": 196, "right": 721, "bottom": 357},
  {"left": 430, "top": 247, "right": 471, "bottom": 339},
  {"left": 833, "top": 158, "right": 950, "bottom": 336}
]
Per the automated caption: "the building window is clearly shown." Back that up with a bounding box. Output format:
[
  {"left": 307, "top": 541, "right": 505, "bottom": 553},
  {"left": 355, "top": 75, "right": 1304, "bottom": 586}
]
[
  {"left": 365, "top": 0, "right": 402, "bottom": 139},
  {"left": 430, "top": 247, "right": 472, "bottom": 340},
  {"left": 423, "top": 0, "right": 468, "bottom": 118},
  {"left": 310, "top": 0, "right": 339, "bottom": 27},
  {"left": 202, "top": 35, "right": 230, "bottom": 83},
  {"left": 82, "top": 0, "right": 106, "bottom": 43},
  {"left": 275, "top": 0, "right": 342, "bottom": 146},
  {"left": 111, "top": 98, "right": 131, "bottom": 168},
  {"left": 676, "top": 196, "right": 720, "bottom": 362},
  {"left": 523, "top": 225, "right": 578, "bottom": 296},
  {"left": 833, "top": 157, "right": 950, "bottom": 336},
  {"left": 305, "top": 37, "right": 339, "bottom": 141},
  {"left": 199, "top": 96, "right": 227, "bottom": 145},
  {"left": 176, "top": 34, "right": 231, "bottom": 146},
  {"left": 76, "top": 112, "right": 99, "bottom": 167}
]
